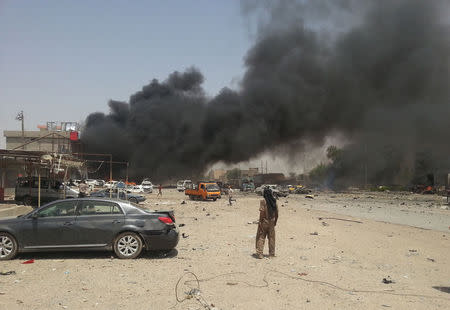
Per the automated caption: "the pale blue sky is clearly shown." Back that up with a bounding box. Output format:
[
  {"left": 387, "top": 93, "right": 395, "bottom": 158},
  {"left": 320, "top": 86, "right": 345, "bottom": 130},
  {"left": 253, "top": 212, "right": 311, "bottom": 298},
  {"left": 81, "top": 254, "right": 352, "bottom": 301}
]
[{"left": 0, "top": 0, "right": 251, "bottom": 147}]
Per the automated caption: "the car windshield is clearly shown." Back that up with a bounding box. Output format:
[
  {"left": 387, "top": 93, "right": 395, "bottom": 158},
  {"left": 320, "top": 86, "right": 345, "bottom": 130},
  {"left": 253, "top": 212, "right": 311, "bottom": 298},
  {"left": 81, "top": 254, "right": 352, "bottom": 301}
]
[
  {"left": 206, "top": 184, "right": 219, "bottom": 191},
  {"left": 142, "top": 181, "right": 152, "bottom": 186}
]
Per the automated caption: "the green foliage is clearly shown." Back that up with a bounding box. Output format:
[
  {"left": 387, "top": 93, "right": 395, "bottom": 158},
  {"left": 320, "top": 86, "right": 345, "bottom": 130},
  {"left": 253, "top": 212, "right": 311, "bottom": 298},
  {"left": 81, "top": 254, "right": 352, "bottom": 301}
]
[
  {"left": 309, "top": 163, "right": 329, "bottom": 183},
  {"left": 226, "top": 168, "right": 241, "bottom": 181},
  {"left": 326, "top": 145, "right": 342, "bottom": 162}
]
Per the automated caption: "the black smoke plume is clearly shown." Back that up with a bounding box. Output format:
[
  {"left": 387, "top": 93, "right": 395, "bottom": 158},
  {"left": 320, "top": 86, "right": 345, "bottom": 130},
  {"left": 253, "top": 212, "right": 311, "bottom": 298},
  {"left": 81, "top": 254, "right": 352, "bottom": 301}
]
[{"left": 83, "top": 0, "right": 450, "bottom": 185}]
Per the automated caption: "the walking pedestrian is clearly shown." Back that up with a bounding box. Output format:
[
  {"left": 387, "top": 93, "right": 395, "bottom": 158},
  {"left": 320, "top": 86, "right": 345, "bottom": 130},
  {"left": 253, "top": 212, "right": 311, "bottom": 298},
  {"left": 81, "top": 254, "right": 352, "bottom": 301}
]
[{"left": 157, "top": 184, "right": 162, "bottom": 197}]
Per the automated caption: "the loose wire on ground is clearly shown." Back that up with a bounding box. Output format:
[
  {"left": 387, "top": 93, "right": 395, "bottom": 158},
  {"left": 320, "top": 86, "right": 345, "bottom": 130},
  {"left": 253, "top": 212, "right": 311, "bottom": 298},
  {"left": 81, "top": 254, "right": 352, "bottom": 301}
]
[{"left": 171, "top": 269, "right": 450, "bottom": 308}]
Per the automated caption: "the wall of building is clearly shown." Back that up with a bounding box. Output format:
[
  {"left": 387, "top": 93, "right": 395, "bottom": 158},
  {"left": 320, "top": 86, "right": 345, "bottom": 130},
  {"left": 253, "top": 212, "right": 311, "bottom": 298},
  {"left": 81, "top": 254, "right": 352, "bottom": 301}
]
[{"left": 4, "top": 131, "right": 72, "bottom": 152}]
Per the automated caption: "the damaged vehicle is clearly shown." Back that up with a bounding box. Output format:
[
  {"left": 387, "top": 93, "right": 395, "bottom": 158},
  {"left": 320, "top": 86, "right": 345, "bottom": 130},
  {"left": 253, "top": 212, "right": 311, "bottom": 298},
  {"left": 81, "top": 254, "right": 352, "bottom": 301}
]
[
  {"left": 90, "top": 188, "right": 146, "bottom": 204},
  {"left": 15, "top": 177, "right": 79, "bottom": 206},
  {"left": 140, "top": 179, "right": 154, "bottom": 193},
  {"left": 0, "top": 198, "right": 179, "bottom": 260}
]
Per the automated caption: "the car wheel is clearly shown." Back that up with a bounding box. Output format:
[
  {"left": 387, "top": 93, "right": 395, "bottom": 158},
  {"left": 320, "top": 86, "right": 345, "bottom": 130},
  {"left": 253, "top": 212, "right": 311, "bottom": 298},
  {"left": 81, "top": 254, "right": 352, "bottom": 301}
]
[
  {"left": 213, "top": 198, "right": 217, "bottom": 201},
  {"left": 129, "top": 197, "right": 138, "bottom": 204},
  {"left": 0, "top": 232, "right": 18, "bottom": 261},
  {"left": 114, "top": 232, "right": 143, "bottom": 259},
  {"left": 23, "top": 196, "right": 33, "bottom": 206}
]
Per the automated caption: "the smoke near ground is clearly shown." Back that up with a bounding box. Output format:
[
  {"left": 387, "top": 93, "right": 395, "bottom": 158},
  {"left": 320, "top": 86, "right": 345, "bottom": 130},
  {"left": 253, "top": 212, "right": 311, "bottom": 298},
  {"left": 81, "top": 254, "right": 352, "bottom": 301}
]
[{"left": 83, "top": 0, "right": 450, "bottom": 185}]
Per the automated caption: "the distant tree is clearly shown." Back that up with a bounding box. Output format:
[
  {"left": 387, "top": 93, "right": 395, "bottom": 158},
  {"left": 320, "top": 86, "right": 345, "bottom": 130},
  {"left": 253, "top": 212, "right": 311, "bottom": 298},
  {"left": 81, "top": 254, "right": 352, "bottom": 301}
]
[
  {"left": 326, "top": 145, "right": 342, "bottom": 162},
  {"left": 309, "top": 163, "right": 329, "bottom": 183}
]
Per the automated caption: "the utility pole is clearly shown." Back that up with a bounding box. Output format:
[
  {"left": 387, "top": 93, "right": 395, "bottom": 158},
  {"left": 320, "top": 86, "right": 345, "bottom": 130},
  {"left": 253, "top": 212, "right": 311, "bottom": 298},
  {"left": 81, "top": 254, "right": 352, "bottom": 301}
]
[{"left": 16, "top": 111, "right": 25, "bottom": 150}]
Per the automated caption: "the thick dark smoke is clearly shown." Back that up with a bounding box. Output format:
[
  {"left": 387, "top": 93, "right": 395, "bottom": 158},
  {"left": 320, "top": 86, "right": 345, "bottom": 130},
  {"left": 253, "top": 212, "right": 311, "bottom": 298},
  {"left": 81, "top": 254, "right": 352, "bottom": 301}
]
[{"left": 83, "top": 0, "right": 450, "bottom": 185}]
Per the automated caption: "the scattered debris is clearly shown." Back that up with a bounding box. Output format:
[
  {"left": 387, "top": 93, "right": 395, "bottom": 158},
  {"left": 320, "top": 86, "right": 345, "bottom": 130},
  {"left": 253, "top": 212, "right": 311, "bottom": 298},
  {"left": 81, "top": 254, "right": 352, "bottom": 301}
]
[
  {"left": 426, "top": 258, "right": 435, "bottom": 262},
  {"left": 382, "top": 276, "right": 395, "bottom": 284},
  {"left": 22, "top": 259, "right": 34, "bottom": 264},
  {"left": 432, "top": 286, "right": 450, "bottom": 294},
  {"left": 181, "top": 200, "right": 186, "bottom": 205},
  {"left": 178, "top": 223, "right": 186, "bottom": 227},
  {"left": 407, "top": 249, "right": 419, "bottom": 256},
  {"left": 298, "top": 272, "right": 308, "bottom": 276},
  {"left": 321, "top": 222, "right": 329, "bottom": 226},
  {"left": 0, "top": 271, "right": 16, "bottom": 276},
  {"left": 206, "top": 213, "right": 210, "bottom": 216},
  {"left": 318, "top": 217, "right": 363, "bottom": 224},
  {"left": 310, "top": 232, "right": 319, "bottom": 235},
  {"left": 226, "top": 282, "right": 238, "bottom": 286},
  {"left": 182, "top": 233, "right": 189, "bottom": 238},
  {"left": 305, "top": 195, "right": 314, "bottom": 199}
]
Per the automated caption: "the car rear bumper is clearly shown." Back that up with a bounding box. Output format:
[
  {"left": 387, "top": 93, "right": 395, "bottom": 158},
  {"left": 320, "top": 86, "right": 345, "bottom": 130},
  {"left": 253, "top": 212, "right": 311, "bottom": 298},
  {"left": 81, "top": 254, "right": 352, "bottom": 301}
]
[{"left": 141, "top": 228, "right": 179, "bottom": 250}]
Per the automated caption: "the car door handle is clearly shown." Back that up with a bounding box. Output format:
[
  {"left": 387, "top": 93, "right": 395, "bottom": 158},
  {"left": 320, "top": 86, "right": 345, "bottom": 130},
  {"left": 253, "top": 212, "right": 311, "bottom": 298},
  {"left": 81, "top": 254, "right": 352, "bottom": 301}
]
[
  {"left": 63, "top": 222, "right": 73, "bottom": 226},
  {"left": 112, "top": 220, "right": 121, "bottom": 224}
]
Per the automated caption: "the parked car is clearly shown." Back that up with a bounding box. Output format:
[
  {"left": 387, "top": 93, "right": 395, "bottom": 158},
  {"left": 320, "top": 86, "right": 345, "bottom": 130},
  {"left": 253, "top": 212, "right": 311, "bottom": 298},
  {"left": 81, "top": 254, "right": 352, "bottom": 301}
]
[
  {"left": 90, "top": 189, "right": 145, "bottom": 204},
  {"left": 176, "top": 180, "right": 193, "bottom": 192},
  {"left": 127, "top": 185, "right": 144, "bottom": 193},
  {"left": 105, "top": 181, "right": 118, "bottom": 189},
  {"left": 0, "top": 198, "right": 179, "bottom": 260},
  {"left": 85, "top": 179, "right": 97, "bottom": 188},
  {"left": 141, "top": 180, "right": 153, "bottom": 193},
  {"left": 95, "top": 180, "right": 105, "bottom": 187},
  {"left": 241, "top": 182, "right": 255, "bottom": 192},
  {"left": 255, "top": 184, "right": 278, "bottom": 195},
  {"left": 255, "top": 184, "right": 288, "bottom": 197},
  {"left": 15, "top": 177, "right": 79, "bottom": 206}
]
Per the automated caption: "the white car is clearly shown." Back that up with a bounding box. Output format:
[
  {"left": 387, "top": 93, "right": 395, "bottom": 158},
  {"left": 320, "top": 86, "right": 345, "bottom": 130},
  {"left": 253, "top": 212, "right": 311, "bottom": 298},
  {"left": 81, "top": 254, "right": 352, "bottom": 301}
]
[
  {"left": 95, "top": 180, "right": 105, "bottom": 187},
  {"left": 141, "top": 180, "right": 153, "bottom": 193},
  {"left": 127, "top": 185, "right": 144, "bottom": 193},
  {"left": 255, "top": 184, "right": 278, "bottom": 196},
  {"left": 105, "top": 181, "right": 118, "bottom": 189},
  {"left": 177, "top": 180, "right": 192, "bottom": 192}
]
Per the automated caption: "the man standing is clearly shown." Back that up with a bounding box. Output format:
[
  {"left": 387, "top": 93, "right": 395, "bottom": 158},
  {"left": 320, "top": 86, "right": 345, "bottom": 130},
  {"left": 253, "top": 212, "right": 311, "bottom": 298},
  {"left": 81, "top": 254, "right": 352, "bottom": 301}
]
[
  {"left": 78, "top": 180, "right": 89, "bottom": 198},
  {"left": 255, "top": 187, "right": 278, "bottom": 259},
  {"left": 228, "top": 186, "right": 234, "bottom": 206}
]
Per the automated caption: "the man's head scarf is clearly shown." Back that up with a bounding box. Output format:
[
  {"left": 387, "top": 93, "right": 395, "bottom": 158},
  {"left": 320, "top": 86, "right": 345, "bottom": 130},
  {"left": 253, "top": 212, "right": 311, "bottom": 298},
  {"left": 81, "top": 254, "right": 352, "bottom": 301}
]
[{"left": 263, "top": 187, "right": 277, "bottom": 218}]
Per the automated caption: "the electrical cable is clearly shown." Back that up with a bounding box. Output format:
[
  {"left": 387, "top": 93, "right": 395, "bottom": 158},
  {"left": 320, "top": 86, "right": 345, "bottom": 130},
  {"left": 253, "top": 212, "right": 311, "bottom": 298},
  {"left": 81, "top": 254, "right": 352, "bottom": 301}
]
[{"left": 171, "top": 269, "right": 450, "bottom": 309}]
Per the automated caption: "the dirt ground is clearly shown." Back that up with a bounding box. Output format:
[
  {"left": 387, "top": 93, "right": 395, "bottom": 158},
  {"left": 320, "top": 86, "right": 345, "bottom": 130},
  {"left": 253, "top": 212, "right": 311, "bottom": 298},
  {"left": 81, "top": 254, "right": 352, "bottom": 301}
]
[{"left": 0, "top": 189, "right": 449, "bottom": 309}]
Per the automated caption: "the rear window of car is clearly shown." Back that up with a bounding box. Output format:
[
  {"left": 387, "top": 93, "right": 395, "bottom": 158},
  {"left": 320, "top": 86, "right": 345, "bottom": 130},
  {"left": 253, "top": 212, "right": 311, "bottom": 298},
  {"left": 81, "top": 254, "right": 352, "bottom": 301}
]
[{"left": 78, "top": 201, "right": 123, "bottom": 215}]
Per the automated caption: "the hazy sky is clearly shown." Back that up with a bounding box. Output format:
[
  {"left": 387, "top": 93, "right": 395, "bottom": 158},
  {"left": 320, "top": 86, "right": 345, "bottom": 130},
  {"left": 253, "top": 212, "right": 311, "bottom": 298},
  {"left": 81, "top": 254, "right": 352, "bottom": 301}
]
[{"left": 0, "top": 1, "right": 250, "bottom": 148}]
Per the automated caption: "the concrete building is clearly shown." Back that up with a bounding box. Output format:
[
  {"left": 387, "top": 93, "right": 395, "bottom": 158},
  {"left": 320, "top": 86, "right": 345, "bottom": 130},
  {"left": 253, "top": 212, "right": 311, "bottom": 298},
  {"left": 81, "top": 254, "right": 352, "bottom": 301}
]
[
  {"left": 4, "top": 130, "right": 74, "bottom": 153},
  {"left": 3, "top": 122, "right": 80, "bottom": 153},
  {"left": 208, "top": 169, "right": 227, "bottom": 181}
]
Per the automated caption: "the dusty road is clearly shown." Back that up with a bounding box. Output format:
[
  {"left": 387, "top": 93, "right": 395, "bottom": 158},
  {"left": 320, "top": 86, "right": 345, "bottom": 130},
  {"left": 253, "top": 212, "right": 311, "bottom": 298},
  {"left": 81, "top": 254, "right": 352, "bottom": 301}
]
[{"left": 0, "top": 190, "right": 449, "bottom": 309}]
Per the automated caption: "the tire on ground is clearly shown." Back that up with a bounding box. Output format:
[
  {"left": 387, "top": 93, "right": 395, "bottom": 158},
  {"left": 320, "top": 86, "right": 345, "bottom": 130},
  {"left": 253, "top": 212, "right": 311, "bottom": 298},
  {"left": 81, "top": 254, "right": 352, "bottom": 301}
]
[{"left": 113, "top": 231, "right": 143, "bottom": 259}]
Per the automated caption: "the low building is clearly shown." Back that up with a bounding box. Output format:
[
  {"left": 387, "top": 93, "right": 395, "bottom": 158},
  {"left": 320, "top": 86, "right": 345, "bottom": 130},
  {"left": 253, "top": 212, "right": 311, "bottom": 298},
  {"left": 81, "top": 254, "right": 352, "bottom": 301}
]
[{"left": 3, "top": 122, "right": 80, "bottom": 153}]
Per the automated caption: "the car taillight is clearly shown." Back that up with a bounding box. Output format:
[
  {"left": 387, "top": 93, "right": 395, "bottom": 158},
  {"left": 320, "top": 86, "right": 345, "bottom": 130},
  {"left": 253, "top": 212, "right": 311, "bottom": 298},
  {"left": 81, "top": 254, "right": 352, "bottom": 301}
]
[{"left": 158, "top": 216, "right": 173, "bottom": 224}]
